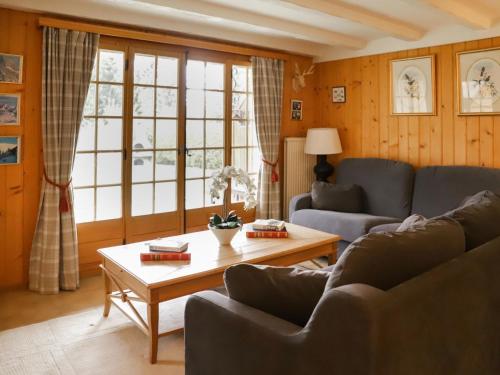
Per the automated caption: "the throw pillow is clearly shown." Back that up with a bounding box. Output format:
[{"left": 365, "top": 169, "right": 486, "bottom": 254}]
[
  {"left": 326, "top": 217, "right": 465, "bottom": 291},
  {"left": 443, "top": 190, "right": 500, "bottom": 250},
  {"left": 224, "top": 264, "right": 330, "bottom": 326},
  {"left": 311, "top": 181, "right": 363, "bottom": 213},
  {"left": 396, "top": 214, "right": 427, "bottom": 232}
]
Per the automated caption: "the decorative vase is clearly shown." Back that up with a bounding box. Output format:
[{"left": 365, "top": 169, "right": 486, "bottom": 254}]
[{"left": 208, "top": 224, "right": 240, "bottom": 245}]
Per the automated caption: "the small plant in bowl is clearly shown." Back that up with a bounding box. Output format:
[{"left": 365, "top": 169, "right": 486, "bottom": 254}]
[{"left": 209, "top": 210, "right": 242, "bottom": 230}]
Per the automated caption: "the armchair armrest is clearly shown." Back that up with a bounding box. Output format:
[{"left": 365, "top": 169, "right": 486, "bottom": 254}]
[{"left": 289, "top": 192, "right": 312, "bottom": 218}]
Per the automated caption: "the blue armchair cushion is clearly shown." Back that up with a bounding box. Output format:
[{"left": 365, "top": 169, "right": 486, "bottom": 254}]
[{"left": 311, "top": 181, "right": 363, "bottom": 213}]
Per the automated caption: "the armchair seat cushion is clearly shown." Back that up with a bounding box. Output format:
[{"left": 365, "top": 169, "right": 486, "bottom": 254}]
[{"left": 291, "top": 209, "right": 401, "bottom": 242}]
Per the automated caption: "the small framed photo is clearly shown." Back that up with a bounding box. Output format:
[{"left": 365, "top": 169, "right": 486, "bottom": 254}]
[
  {"left": 457, "top": 47, "right": 500, "bottom": 115},
  {"left": 390, "top": 55, "right": 435, "bottom": 115},
  {"left": 332, "top": 86, "right": 346, "bottom": 103},
  {"left": 291, "top": 99, "right": 303, "bottom": 120},
  {"left": 0, "top": 94, "right": 20, "bottom": 125},
  {"left": 0, "top": 53, "right": 23, "bottom": 84},
  {"left": 0, "top": 136, "right": 21, "bottom": 165}
]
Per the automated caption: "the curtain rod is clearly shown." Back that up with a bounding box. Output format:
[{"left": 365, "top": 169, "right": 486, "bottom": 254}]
[{"left": 38, "top": 17, "right": 290, "bottom": 61}]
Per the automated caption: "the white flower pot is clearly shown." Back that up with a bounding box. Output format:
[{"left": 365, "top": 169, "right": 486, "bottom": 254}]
[{"left": 208, "top": 225, "right": 240, "bottom": 245}]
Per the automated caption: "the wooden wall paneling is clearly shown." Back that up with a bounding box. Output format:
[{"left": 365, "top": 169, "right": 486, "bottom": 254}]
[
  {"left": 429, "top": 45, "right": 442, "bottom": 165},
  {"left": 465, "top": 40, "right": 480, "bottom": 166},
  {"left": 378, "top": 53, "right": 390, "bottom": 159},
  {"left": 347, "top": 58, "right": 363, "bottom": 159},
  {"left": 386, "top": 52, "right": 400, "bottom": 160},
  {"left": 396, "top": 51, "right": 409, "bottom": 163},
  {"left": 477, "top": 38, "right": 494, "bottom": 167},
  {"left": 452, "top": 42, "right": 467, "bottom": 165},
  {"left": 406, "top": 48, "right": 420, "bottom": 166},
  {"left": 440, "top": 44, "right": 455, "bottom": 165},
  {"left": 417, "top": 47, "right": 431, "bottom": 167}
]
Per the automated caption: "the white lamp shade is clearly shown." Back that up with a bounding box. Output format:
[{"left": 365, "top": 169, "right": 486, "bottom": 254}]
[{"left": 304, "top": 128, "right": 343, "bottom": 155}]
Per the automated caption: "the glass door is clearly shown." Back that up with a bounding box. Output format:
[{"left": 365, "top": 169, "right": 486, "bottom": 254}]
[{"left": 124, "top": 47, "right": 185, "bottom": 242}]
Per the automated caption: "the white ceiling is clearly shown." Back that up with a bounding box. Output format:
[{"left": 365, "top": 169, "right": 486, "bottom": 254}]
[{"left": 1, "top": 0, "right": 500, "bottom": 61}]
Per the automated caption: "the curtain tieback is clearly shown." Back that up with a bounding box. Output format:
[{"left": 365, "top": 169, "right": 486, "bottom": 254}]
[
  {"left": 262, "top": 158, "right": 279, "bottom": 183},
  {"left": 43, "top": 168, "right": 72, "bottom": 213}
]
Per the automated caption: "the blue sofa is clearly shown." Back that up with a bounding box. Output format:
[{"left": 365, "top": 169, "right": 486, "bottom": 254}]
[{"left": 290, "top": 158, "right": 500, "bottom": 257}]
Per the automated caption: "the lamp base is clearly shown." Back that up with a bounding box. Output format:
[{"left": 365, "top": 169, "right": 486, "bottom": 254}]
[{"left": 314, "top": 155, "right": 334, "bottom": 182}]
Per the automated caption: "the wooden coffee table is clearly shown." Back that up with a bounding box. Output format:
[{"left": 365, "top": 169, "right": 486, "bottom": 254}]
[{"left": 98, "top": 223, "right": 340, "bottom": 363}]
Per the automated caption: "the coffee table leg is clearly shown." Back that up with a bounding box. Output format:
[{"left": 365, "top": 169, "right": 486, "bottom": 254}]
[
  {"left": 148, "top": 303, "right": 159, "bottom": 364},
  {"left": 328, "top": 242, "right": 338, "bottom": 265},
  {"left": 103, "top": 268, "right": 112, "bottom": 317}
]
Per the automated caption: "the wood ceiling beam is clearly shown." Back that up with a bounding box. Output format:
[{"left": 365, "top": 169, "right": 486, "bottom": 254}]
[
  {"left": 283, "top": 0, "right": 425, "bottom": 41},
  {"left": 137, "top": 0, "right": 367, "bottom": 49},
  {"left": 423, "top": 0, "right": 498, "bottom": 29}
]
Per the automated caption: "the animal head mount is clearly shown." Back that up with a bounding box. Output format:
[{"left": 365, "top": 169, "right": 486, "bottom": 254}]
[{"left": 292, "top": 63, "right": 315, "bottom": 92}]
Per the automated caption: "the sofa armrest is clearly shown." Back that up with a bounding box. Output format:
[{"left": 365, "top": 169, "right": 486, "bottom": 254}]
[
  {"left": 289, "top": 193, "right": 312, "bottom": 218},
  {"left": 185, "top": 291, "right": 303, "bottom": 375}
]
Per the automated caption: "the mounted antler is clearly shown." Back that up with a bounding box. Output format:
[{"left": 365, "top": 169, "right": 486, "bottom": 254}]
[{"left": 292, "top": 63, "right": 315, "bottom": 92}]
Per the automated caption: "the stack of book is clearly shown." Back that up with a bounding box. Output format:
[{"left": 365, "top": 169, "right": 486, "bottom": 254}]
[
  {"left": 140, "top": 239, "right": 191, "bottom": 261},
  {"left": 246, "top": 219, "right": 288, "bottom": 238}
]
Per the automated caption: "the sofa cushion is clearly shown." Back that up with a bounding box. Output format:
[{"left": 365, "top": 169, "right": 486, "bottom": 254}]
[
  {"left": 412, "top": 165, "right": 500, "bottom": 218},
  {"left": 369, "top": 222, "right": 402, "bottom": 234},
  {"left": 224, "top": 264, "right": 330, "bottom": 326},
  {"left": 311, "top": 181, "right": 363, "bottom": 213},
  {"left": 291, "top": 209, "right": 401, "bottom": 243},
  {"left": 443, "top": 190, "right": 500, "bottom": 251},
  {"left": 325, "top": 217, "right": 466, "bottom": 291},
  {"left": 335, "top": 158, "right": 414, "bottom": 219}
]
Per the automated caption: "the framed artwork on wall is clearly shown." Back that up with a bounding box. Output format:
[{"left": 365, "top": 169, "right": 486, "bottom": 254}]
[
  {"left": 390, "top": 55, "right": 435, "bottom": 115},
  {"left": 0, "top": 94, "right": 20, "bottom": 125},
  {"left": 0, "top": 136, "right": 21, "bottom": 165},
  {"left": 0, "top": 53, "right": 23, "bottom": 84},
  {"left": 332, "top": 86, "right": 346, "bottom": 103},
  {"left": 291, "top": 99, "right": 303, "bottom": 120},
  {"left": 457, "top": 47, "right": 500, "bottom": 115}
]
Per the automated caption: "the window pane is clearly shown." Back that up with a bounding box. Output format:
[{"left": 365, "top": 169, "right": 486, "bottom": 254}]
[
  {"left": 185, "top": 179, "right": 203, "bottom": 209},
  {"left": 99, "top": 50, "right": 124, "bottom": 83},
  {"left": 91, "top": 60, "right": 97, "bottom": 82},
  {"left": 248, "top": 148, "right": 260, "bottom": 174},
  {"left": 96, "top": 186, "right": 121, "bottom": 220},
  {"left": 248, "top": 68, "right": 253, "bottom": 92},
  {"left": 248, "top": 120, "right": 258, "bottom": 146},
  {"left": 186, "top": 120, "right": 204, "bottom": 148},
  {"left": 205, "top": 178, "right": 223, "bottom": 206},
  {"left": 133, "top": 119, "right": 154, "bottom": 150},
  {"left": 206, "top": 120, "right": 223, "bottom": 148},
  {"left": 156, "top": 88, "right": 177, "bottom": 117},
  {"left": 232, "top": 121, "right": 246, "bottom": 147},
  {"left": 83, "top": 83, "right": 96, "bottom": 116},
  {"left": 134, "top": 54, "right": 155, "bottom": 85},
  {"left": 205, "top": 149, "right": 223, "bottom": 177},
  {"left": 98, "top": 84, "right": 123, "bottom": 116},
  {"left": 157, "top": 56, "right": 178, "bottom": 87},
  {"left": 232, "top": 148, "right": 246, "bottom": 171},
  {"left": 97, "top": 119, "right": 122, "bottom": 150},
  {"left": 231, "top": 179, "right": 244, "bottom": 203},
  {"left": 73, "top": 153, "right": 95, "bottom": 187},
  {"left": 74, "top": 188, "right": 94, "bottom": 223},
  {"left": 133, "top": 86, "right": 154, "bottom": 117},
  {"left": 186, "top": 150, "right": 204, "bottom": 178},
  {"left": 77, "top": 118, "right": 95, "bottom": 151},
  {"left": 156, "top": 119, "right": 176, "bottom": 149},
  {"left": 206, "top": 63, "right": 224, "bottom": 90},
  {"left": 155, "top": 151, "right": 176, "bottom": 180},
  {"left": 206, "top": 91, "right": 223, "bottom": 119},
  {"left": 186, "top": 60, "right": 204, "bottom": 89},
  {"left": 97, "top": 152, "right": 122, "bottom": 185},
  {"left": 232, "top": 93, "right": 247, "bottom": 120},
  {"left": 186, "top": 89, "right": 204, "bottom": 118},
  {"left": 155, "top": 182, "right": 176, "bottom": 213},
  {"left": 248, "top": 94, "right": 255, "bottom": 120},
  {"left": 132, "top": 183, "right": 153, "bottom": 216},
  {"left": 232, "top": 66, "right": 247, "bottom": 91},
  {"left": 132, "top": 151, "right": 153, "bottom": 182}
]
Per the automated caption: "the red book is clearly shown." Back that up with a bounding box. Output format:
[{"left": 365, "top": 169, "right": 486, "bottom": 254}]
[
  {"left": 140, "top": 252, "right": 191, "bottom": 261},
  {"left": 246, "top": 229, "right": 288, "bottom": 238}
]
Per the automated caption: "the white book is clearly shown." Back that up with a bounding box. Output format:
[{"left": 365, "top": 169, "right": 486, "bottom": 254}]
[
  {"left": 252, "top": 219, "right": 286, "bottom": 231},
  {"left": 148, "top": 239, "right": 189, "bottom": 253}
]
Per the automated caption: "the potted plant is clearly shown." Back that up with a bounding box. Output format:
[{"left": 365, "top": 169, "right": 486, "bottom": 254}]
[{"left": 208, "top": 166, "right": 257, "bottom": 245}]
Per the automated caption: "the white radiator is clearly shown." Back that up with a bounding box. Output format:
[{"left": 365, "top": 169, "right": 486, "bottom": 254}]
[{"left": 283, "top": 137, "right": 315, "bottom": 221}]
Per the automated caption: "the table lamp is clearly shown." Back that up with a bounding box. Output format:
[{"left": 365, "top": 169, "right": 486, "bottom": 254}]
[{"left": 304, "top": 128, "right": 342, "bottom": 182}]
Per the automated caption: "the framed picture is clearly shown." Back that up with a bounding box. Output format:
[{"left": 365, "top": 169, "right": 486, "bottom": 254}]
[
  {"left": 291, "top": 99, "right": 303, "bottom": 120},
  {"left": 0, "top": 53, "right": 23, "bottom": 84},
  {"left": 0, "top": 94, "right": 20, "bottom": 125},
  {"left": 457, "top": 47, "right": 500, "bottom": 115},
  {"left": 332, "top": 86, "right": 346, "bottom": 103},
  {"left": 390, "top": 55, "right": 435, "bottom": 115},
  {"left": 0, "top": 136, "right": 21, "bottom": 165}
]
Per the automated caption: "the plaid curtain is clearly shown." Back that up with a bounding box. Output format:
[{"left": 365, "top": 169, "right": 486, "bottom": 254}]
[
  {"left": 29, "top": 27, "right": 99, "bottom": 294},
  {"left": 251, "top": 57, "right": 284, "bottom": 219}
]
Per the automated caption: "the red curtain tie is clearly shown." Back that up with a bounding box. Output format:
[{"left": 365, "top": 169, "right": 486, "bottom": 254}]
[
  {"left": 262, "top": 158, "right": 279, "bottom": 183},
  {"left": 43, "top": 168, "right": 72, "bottom": 213}
]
